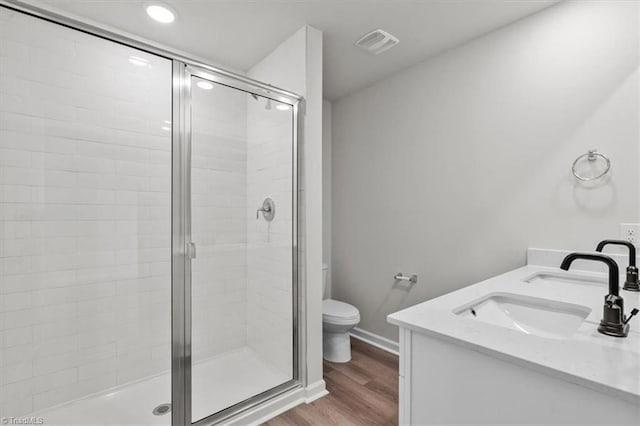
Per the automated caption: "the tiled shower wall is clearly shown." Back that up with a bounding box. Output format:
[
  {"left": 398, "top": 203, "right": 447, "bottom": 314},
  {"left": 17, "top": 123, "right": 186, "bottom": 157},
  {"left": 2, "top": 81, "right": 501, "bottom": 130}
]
[
  {"left": 190, "top": 79, "right": 248, "bottom": 362},
  {"left": 246, "top": 99, "right": 294, "bottom": 376},
  {"left": 190, "top": 82, "right": 294, "bottom": 374},
  {"left": 0, "top": 8, "right": 172, "bottom": 416}
]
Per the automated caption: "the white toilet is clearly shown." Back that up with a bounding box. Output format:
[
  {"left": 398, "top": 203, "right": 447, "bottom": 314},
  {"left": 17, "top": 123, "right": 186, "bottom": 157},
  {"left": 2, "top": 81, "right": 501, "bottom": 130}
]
[{"left": 322, "top": 264, "right": 360, "bottom": 363}]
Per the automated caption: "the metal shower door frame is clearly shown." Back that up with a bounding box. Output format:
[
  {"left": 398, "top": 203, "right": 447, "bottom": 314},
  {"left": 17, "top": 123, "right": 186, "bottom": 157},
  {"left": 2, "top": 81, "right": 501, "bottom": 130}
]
[{"left": 172, "top": 62, "right": 304, "bottom": 425}]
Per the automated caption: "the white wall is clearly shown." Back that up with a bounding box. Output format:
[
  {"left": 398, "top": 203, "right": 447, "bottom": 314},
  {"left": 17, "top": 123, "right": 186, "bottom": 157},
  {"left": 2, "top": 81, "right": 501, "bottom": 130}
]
[
  {"left": 332, "top": 0, "right": 640, "bottom": 341},
  {"left": 302, "top": 26, "right": 324, "bottom": 396},
  {"left": 248, "top": 26, "right": 325, "bottom": 394},
  {"left": 322, "top": 100, "right": 332, "bottom": 298},
  {"left": 0, "top": 7, "right": 172, "bottom": 416}
]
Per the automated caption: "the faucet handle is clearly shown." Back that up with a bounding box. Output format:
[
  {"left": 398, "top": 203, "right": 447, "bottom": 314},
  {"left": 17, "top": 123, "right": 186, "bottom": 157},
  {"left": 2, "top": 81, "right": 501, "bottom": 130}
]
[{"left": 624, "top": 308, "right": 639, "bottom": 325}]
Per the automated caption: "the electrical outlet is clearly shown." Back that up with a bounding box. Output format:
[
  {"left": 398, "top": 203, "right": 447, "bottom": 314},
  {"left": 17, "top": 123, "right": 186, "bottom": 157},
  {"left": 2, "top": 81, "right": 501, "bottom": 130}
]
[{"left": 620, "top": 223, "right": 640, "bottom": 247}]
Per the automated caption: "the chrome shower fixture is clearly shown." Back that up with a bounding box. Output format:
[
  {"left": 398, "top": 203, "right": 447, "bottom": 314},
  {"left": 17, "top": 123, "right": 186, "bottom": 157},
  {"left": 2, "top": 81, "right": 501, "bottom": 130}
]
[{"left": 249, "top": 93, "right": 273, "bottom": 110}]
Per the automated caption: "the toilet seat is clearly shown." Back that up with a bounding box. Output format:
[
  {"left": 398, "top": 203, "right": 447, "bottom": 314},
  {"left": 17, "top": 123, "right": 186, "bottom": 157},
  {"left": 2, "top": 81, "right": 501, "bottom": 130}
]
[{"left": 323, "top": 299, "right": 360, "bottom": 325}]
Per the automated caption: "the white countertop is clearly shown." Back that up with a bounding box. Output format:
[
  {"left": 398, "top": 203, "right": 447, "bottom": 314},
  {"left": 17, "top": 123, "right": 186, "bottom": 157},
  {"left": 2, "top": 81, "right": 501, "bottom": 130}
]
[{"left": 387, "top": 265, "right": 640, "bottom": 404}]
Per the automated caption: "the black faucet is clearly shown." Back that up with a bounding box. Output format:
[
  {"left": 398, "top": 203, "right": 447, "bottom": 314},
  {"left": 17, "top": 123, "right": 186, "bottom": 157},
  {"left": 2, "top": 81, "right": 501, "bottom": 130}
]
[
  {"left": 560, "top": 252, "right": 637, "bottom": 338},
  {"left": 595, "top": 239, "right": 639, "bottom": 292}
]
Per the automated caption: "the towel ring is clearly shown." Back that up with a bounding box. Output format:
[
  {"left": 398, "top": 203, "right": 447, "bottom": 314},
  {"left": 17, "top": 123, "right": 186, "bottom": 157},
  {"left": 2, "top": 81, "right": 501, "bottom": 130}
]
[{"left": 572, "top": 150, "right": 610, "bottom": 182}]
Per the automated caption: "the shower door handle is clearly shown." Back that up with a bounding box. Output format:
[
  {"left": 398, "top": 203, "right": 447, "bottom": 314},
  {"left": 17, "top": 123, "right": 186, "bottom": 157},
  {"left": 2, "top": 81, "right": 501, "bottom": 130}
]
[{"left": 186, "top": 242, "right": 197, "bottom": 259}]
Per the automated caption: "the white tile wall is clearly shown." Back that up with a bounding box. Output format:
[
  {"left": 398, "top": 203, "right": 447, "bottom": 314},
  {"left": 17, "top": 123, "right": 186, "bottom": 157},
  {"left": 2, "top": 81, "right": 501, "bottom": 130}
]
[
  {"left": 190, "top": 78, "right": 248, "bottom": 362},
  {"left": 190, "top": 81, "right": 295, "bottom": 393},
  {"left": 0, "top": 7, "right": 172, "bottom": 417},
  {"left": 246, "top": 99, "right": 294, "bottom": 377},
  {"left": 189, "top": 80, "right": 295, "bottom": 377}
]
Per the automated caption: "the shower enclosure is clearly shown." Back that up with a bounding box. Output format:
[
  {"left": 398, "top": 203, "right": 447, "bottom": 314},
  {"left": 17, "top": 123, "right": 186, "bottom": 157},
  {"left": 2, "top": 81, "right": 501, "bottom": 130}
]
[{"left": 0, "top": 3, "right": 302, "bottom": 425}]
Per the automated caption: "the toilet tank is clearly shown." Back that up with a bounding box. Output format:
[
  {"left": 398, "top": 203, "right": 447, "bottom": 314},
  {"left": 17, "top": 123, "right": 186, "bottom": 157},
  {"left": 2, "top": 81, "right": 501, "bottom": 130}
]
[{"left": 322, "top": 264, "right": 328, "bottom": 296}]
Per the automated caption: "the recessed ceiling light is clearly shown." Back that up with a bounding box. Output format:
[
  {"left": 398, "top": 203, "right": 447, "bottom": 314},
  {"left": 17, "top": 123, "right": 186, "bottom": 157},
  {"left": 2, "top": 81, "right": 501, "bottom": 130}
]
[
  {"left": 161, "top": 126, "right": 171, "bottom": 131},
  {"left": 276, "top": 104, "right": 291, "bottom": 111},
  {"left": 146, "top": 3, "right": 176, "bottom": 24},
  {"left": 196, "top": 81, "right": 214, "bottom": 90}
]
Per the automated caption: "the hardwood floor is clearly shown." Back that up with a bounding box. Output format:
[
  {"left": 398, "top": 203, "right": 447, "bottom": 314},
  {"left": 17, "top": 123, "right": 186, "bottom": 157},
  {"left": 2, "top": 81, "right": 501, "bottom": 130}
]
[{"left": 265, "top": 339, "right": 399, "bottom": 426}]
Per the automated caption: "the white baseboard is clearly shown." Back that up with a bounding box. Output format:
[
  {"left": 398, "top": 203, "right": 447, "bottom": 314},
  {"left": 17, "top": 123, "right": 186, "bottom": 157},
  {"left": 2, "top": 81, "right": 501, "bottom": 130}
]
[
  {"left": 304, "top": 379, "right": 328, "bottom": 402},
  {"left": 236, "top": 379, "right": 328, "bottom": 425},
  {"left": 350, "top": 327, "right": 399, "bottom": 355},
  {"left": 234, "top": 388, "right": 305, "bottom": 426}
]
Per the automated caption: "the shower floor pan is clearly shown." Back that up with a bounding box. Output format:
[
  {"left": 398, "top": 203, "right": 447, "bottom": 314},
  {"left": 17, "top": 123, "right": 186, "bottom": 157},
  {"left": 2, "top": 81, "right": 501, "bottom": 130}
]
[{"left": 31, "top": 347, "right": 289, "bottom": 425}]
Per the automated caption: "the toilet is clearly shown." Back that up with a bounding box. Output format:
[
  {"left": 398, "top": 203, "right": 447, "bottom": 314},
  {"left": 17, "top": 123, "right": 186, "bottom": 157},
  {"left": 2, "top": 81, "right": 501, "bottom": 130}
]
[{"left": 322, "top": 264, "right": 360, "bottom": 363}]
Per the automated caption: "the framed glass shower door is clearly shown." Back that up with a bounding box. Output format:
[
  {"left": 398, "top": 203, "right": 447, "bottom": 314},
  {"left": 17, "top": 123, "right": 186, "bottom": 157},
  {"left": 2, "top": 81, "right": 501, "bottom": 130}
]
[{"left": 172, "top": 63, "right": 301, "bottom": 425}]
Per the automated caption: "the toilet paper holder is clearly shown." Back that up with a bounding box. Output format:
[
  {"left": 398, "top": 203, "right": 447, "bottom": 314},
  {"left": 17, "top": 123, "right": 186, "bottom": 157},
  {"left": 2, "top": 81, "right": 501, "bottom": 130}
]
[{"left": 394, "top": 273, "right": 418, "bottom": 284}]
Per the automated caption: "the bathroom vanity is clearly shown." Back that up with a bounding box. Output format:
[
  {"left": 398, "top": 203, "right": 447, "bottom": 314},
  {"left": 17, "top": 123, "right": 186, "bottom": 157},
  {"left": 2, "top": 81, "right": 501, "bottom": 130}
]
[{"left": 388, "top": 249, "right": 640, "bottom": 425}]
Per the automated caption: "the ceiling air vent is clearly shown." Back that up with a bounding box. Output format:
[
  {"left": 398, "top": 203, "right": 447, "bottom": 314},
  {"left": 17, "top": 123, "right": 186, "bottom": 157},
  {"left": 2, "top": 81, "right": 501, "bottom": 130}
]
[{"left": 355, "top": 29, "right": 399, "bottom": 55}]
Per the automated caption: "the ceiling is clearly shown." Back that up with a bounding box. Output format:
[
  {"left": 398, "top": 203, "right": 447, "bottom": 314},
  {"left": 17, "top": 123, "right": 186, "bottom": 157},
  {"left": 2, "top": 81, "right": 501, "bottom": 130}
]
[{"left": 32, "top": 0, "right": 558, "bottom": 100}]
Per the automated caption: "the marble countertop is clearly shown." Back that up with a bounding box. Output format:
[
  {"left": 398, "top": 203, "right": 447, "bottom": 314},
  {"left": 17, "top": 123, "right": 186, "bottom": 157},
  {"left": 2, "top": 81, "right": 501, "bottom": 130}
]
[{"left": 387, "top": 264, "right": 640, "bottom": 404}]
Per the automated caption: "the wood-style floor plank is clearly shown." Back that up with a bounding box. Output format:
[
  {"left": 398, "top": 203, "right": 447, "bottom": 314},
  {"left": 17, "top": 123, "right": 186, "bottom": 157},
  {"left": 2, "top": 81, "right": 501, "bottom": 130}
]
[{"left": 264, "top": 339, "right": 399, "bottom": 426}]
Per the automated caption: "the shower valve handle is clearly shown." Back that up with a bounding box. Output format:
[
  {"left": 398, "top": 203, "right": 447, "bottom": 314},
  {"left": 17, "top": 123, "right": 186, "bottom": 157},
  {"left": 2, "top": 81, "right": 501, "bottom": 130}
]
[
  {"left": 256, "top": 205, "right": 271, "bottom": 219},
  {"left": 256, "top": 198, "right": 275, "bottom": 221}
]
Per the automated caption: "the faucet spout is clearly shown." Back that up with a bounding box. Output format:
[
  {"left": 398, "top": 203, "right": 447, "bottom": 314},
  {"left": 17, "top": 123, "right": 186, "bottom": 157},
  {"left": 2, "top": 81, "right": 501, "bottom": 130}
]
[
  {"left": 560, "top": 252, "right": 619, "bottom": 296},
  {"left": 596, "top": 239, "right": 639, "bottom": 292},
  {"left": 560, "top": 252, "right": 630, "bottom": 338}
]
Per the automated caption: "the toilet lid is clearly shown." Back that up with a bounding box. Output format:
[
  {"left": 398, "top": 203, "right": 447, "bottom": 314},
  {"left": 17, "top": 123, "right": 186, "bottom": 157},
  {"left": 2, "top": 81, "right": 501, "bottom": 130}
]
[{"left": 323, "top": 299, "right": 360, "bottom": 322}]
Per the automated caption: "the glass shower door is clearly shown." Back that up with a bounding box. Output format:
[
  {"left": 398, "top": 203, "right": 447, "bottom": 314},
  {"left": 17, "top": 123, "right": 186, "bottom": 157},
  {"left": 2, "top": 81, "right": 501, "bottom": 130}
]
[{"left": 187, "top": 70, "right": 298, "bottom": 423}]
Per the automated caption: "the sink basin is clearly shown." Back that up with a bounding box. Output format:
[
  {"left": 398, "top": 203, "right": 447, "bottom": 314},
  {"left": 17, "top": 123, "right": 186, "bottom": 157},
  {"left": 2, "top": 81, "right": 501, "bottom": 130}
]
[
  {"left": 454, "top": 292, "right": 591, "bottom": 340},
  {"left": 523, "top": 271, "right": 607, "bottom": 288}
]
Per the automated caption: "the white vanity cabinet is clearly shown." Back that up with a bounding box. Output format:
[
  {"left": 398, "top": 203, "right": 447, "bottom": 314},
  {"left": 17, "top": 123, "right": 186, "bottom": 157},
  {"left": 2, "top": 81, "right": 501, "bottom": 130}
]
[
  {"left": 397, "top": 328, "right": 639, "bottom": 425},
  {"left": 390, "top": 258, "right": 640, "bottom": 425}
]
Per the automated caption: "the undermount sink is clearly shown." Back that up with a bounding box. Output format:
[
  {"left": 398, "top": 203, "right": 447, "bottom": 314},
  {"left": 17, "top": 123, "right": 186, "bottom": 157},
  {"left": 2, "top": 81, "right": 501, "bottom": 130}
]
[
  {"left": 454, "top": 292, "right": 591, "bottom": 340},
  {"left": 523, "top": 271, "right": 607, "bottom": 288}
]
